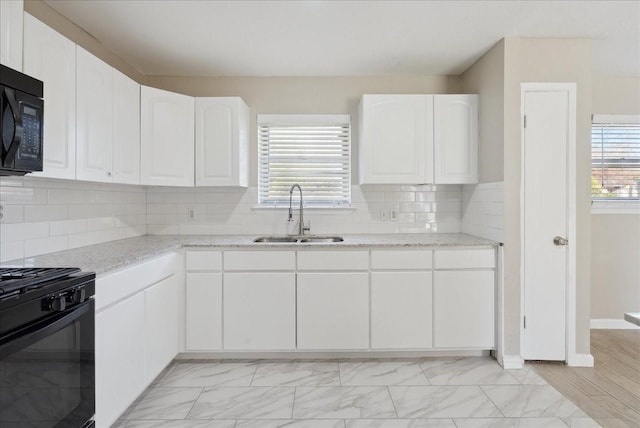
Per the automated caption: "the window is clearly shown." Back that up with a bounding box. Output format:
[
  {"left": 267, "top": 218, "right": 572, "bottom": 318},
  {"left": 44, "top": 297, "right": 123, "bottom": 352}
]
[
  {"left": 591, "top": 115, "right": 640, "bottom": 200},
  {"left": 258, "top": 114, "right": 351, "bottom": 207}
]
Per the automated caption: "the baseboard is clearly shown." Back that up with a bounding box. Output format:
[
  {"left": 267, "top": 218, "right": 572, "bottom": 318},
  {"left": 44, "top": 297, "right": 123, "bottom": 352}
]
[
  {"left": 500, "top": 355, "right": 524, "bottom": 369},
  {"left": 568, "top": 353, "right": 594, "bottom": 367},
  {"left": 590, "top": 319, "right": 640, "bottom": 329}
]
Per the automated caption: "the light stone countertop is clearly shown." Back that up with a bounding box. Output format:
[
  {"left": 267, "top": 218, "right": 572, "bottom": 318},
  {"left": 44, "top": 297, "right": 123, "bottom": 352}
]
[{"left": 3, "top": 233, "right": 499, "bottom": 276}]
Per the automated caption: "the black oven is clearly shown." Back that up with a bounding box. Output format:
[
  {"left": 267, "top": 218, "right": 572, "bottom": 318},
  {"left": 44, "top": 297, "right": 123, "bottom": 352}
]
[
  {"left": 0, "top": 64, "right": 44, "bottom": 176},
  {"left": 0, "top": 268, "right": 95, "bottom": 428}
]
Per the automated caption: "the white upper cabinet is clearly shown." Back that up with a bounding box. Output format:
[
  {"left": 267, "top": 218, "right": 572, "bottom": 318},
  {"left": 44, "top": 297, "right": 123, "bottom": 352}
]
[
  {"left": 0, "top": 0, "right": 23, "bottom": 70},
  {"left": 23, "top": 14, "right": 77, "bottom": 180},
  {"left": 434, "top": 94, "right": 478, "bottom": 184},
  {"left": 195, "top": 97, "right": 249, "bottom": 187},
  {"left": 141, "top": 86, "right": 195, "bottom": 186},
  {"left": 359, "top": 94, "right": 433, "bottom": 184},
  {"left": 76, "top": 46, "right": 113, "bottom": 182},
  {"left": 112, "top": 69, "right": 140, "bottom": 184}
]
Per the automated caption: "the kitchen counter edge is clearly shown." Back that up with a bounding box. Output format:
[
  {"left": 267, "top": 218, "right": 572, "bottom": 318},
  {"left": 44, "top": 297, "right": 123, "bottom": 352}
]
[{"left": 2, "top": 233, "right": 500, "bottom": 276}]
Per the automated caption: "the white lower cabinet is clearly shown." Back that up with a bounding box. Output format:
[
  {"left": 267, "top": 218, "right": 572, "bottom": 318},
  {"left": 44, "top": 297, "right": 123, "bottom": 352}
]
[
  {"left": 371, "top": 272, "right": 433, "bottom": 349},
  {"left": 186, "top": 272, "right": 222, "bottom": 350},
  {"left": 95, "top": 253, "right": 182, "bottom": 428},
  {"left": 223, "top": 272, "right": 296, "bottom": 350},
  {"left": 433, "top": 270, "right": 495, "bottom": 348},
  {"left": 297, "top": 272, "right": 369, "bottom": 350},
  {"left": 95, "top": 292, "right": 145, "bottom": 428},
  {"left": 144, "top": 274, "right": 180, "bottom": 381}
]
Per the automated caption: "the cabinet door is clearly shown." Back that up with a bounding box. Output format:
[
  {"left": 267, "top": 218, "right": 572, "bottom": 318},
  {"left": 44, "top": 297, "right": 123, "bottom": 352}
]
[
  {"left": 371, "top": 272, "right": 432, "bottom": 349},
  {"left": 434, "top": 95, "right": 478, "bottom": 184},
  {"left": 0, "top": 0, "right": 23, "bottom": 70},
  {"left": 195, "top": 97, "right": 249, "bottom": 187},
  {"left": 76, "top": 46, "right": 113, "bottom": 182},
  {"left": 112, "top": 69, "right": 140, "bottom": 184},
  {"left": 186, "top": 272, "right": 222, "bottom": 350},
  {"left": 433, "top": 270, "right": 494, "bottom": 348},
  {"left": 359, "top": 94, "right": 433, "bottom": 184},
  {"left": 144, "top": 274, "right": 180, "bottom": 383},
  {"left": 297, "top": 272, "right": 369, "bottom": 349},
  {"left": 23, "top": 14, "right": 76, "bottom": 180},
  {"left": 141, "top": 86, "right": 195, "bottom": 186},
  {"left": 95, "top": 292, "right": 145, "bottom": 428},
  {"left": 223, "top": 272, "right": 295, "bottom": 350}
]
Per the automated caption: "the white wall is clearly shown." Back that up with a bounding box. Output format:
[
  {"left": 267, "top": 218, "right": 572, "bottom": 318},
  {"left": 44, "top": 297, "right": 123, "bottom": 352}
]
[
  {"left": 462, "top": 182, "right": 504, "bottom": 242},
  {"left": 0, "top": 177, "right": 146, "bottom": 262}
]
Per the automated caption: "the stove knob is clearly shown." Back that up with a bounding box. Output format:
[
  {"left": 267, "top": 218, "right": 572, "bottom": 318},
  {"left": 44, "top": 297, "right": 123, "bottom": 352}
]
[
  {"left": 49, "top": 295, "right": 67, "bottom": 312},
  {"left": 68, "top": 287, "right": 86, "bottom": 303}
]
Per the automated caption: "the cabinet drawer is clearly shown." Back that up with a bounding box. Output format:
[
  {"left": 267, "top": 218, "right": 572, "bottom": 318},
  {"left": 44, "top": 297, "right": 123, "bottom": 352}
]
[
  {"left": 371, "top": 249, "right": 432, "bottom": 270},
  {"left": 297, "top": 250, "right": 369, "bottom": 271},
  {"left": 434, "top": 248, "right": 495, "bottom": 269},
  {"left": 186, "top": 251, "right": 222, "bottom": 271},
  {"left": 224, "top": 250, "right": 295, "bottom": 271}
]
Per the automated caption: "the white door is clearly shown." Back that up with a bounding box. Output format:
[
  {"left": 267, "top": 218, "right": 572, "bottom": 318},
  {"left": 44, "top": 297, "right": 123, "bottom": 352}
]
[
  {"left": 522, "top": 84, "right": 575, "bottom": 361},
  {"left": 140, "top": 86, "right": 195, "bottom": 186},
  {"left": 76, "top": 46, "right": 113, "bottom": 182},
  {"left": 195, "top": 97, "right": 249, "bottom": 187},
  {"left": 0, "top": 0, "right": 23, "bottom": 70},
  {"left": 23, "top": 14, "right": 77, "bottom": 180},
  {"left": 359, "top": 94, "right": 433, "bottom": 184},
  {"left": 433, "top": 94, "right": 479, "bottom": 184},
  {"left": 112, "top": 69, "right": 140, "bottom": 184}
]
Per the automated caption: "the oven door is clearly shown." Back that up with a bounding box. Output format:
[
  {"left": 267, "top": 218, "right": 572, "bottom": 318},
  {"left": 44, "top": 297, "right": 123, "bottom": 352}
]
[{"left": 0, "top": 299, "right": 95, "bottom": 428}]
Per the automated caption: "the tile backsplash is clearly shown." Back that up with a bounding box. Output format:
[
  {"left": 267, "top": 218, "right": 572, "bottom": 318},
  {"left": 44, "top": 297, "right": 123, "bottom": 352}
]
[
  {"left": 0, "top": 178, "right": 504, "bottom": 262},
  {"left": 461, "top": 182, "right": 504, "bottom": 242},
  {"left": 0, "top": 177, "right": 146, "bottom": 262},
  {"left": 145, "top": 184, "right": 463, "bottom": 236}
]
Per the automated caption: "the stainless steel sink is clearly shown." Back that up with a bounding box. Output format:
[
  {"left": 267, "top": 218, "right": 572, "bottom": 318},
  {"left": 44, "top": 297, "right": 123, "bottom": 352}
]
[
  {"left": 253, "top": 235, "right": 344, "bottom": 243},
  {"left": 298, "top": 236, "right": 344, "bottom": 243},
  {"left": 253, "top": 236, "right": 299, "bottom": 243}
]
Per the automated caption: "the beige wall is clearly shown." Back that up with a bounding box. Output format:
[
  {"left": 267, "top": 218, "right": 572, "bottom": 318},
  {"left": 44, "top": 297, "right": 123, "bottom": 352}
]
[
  {"left": 591, "top": 75, "right": 640, "bottom": 321},
  {"left": 591, "top": 215, "right": 640, "bottom": 319},
  {"left": 24, "top": 0, "right": 146, "bottom": 83},
  {"left": 501, "top": 38, "right": 593, "bottom": 356},
  {"left": 460, "top": 40, "right": 505, "bottom": 183},
  {"left": 592, "top": 75, "right": 640, "bottom": 115},
  {"left": 147, "top": 75, "right": 462, "bottom": 185}
]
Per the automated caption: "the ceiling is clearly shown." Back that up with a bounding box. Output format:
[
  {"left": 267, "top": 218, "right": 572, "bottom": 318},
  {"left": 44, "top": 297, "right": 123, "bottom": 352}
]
[{"left": 44, "top": 0, "right": 640, "bottom": 77}]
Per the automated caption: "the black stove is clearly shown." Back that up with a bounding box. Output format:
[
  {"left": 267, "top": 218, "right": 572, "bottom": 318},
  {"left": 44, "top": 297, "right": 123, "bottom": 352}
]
[
  {"left": 0, "top": 267, "right": 82, "bottom": 295},
  {"left": 0, "top": 267, "right": 96, "bottom": 428}
]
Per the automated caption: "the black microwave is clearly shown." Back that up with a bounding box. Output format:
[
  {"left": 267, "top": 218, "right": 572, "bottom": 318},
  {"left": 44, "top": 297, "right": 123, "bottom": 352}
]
[{"left": 0, "top": 64, "right": 44, "bottom": 176}]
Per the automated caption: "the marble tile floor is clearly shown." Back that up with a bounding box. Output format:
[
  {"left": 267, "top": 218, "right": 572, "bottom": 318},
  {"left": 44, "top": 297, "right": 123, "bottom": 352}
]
[{"left": 115, "top": 357, "right": 601, "bottom": 428}]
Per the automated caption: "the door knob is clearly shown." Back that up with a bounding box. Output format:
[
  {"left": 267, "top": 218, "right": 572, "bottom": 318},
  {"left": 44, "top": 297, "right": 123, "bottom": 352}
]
[{"left": 553, "top": 236, "right": 568, "bottom": 246}]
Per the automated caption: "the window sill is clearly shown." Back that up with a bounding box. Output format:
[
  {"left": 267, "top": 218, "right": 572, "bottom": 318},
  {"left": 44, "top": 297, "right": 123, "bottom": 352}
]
[
  {"left": 591, "top": 200, "right": 640, "bottom": 215},
  {"left": 252, "top": 205, "right": 356, "bottom": 214}
]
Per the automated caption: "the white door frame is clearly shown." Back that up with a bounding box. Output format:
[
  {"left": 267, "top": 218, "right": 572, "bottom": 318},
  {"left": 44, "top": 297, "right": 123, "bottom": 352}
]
[{"left": 519, "top": 82, "right": 578, "bottom": 365}]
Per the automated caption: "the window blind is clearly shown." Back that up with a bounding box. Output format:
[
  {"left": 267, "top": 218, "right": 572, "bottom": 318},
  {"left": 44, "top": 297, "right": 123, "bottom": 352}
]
[
  {"left": 258, "top": 115, "right": 351, "bottom": 207},
  {"left": 591, "top": 116, "right": 640, "bottom": 199}
]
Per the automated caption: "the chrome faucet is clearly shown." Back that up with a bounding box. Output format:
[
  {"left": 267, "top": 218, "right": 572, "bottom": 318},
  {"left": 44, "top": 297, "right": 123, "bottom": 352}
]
[{"left": 288, "top": 184, "right": 310, "bottom": 235}]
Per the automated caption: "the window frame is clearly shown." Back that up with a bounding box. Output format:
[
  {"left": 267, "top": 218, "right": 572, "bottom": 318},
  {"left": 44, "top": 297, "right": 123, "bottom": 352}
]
[
  {"left": 591, "top": 114, "right": 640, "bottom": 214},
  {"left": 256, "top": 114, "right": 352, "bottom": 209}
]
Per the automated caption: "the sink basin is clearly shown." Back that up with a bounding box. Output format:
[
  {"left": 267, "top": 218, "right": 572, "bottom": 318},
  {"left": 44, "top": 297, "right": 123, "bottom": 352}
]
[
  {"left": 253, "top": 236, "right": 299, "bottom": 243},
  {"left": 252, "top": 235, "right": 344, "bottom": 243},
  {"left": 299, "top": 236, "right": 344, "bottom": 243}
]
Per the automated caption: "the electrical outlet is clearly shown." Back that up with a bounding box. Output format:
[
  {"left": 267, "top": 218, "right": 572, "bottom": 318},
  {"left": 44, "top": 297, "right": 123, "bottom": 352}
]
[
  {"left": 390, "top": 209, "right": 398, "bottom": 222},
  {"left": 380, "top": 210, "right": 388, "bottom": 222},
  {"left": 187, "top": 208, "right": 196, "bottom": 221}
]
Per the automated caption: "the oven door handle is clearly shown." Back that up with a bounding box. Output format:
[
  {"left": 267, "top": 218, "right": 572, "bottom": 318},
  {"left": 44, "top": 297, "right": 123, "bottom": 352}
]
[
  {"left": 1, "top": 86, "right": 23, "bottom": 168},
  {"left": 0, "top": 300, "right": 93, "bottom": 359}
]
